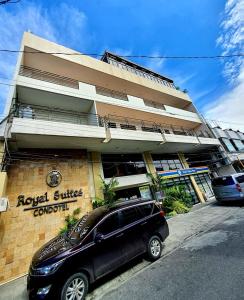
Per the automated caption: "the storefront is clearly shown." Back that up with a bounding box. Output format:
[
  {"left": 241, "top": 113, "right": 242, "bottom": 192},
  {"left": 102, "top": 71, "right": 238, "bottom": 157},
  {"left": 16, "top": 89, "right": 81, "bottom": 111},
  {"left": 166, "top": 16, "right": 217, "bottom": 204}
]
[{"left": 158, "top": 166, "right": 213, "bottom": 204}]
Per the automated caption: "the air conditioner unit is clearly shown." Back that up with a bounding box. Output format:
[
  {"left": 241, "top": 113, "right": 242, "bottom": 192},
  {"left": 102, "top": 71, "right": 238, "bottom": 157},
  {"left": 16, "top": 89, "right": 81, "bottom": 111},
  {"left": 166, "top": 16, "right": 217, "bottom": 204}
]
[{"left": 0, "top": 197, "right": 9, "bottom": 212}]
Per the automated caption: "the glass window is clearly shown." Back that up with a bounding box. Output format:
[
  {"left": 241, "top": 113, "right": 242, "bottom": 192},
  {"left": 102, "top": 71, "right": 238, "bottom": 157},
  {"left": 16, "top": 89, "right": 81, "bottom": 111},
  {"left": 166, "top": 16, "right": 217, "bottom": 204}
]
[
  {"left": 212, "top": 176, "right": 235, "bottom": 186},
  {"left": 221, "top": 138, "right": 237, "bottom": 152},
  {"left": 68, "top": 207, "right": 108, "bottom": 242},
  {"left": 152, "top": 154, "right": 183, "bottom": 172},
  {"left": 120, "top": 207, "right": 139, "bottom": 226},
  {"left": 236, "top": 175, "right": 244, "bottom": 184},
  {"left": 97, "top": 213, "right": 120, "bottom": 235},
  {"left": 102, "top": 154, "right": 147, "bottom": 178},
  {"left": 137, "top": 204, "right": 153, "bottom": 217},
  {"left": 232, "top": 139, "right": 244, "bottom": 151}
]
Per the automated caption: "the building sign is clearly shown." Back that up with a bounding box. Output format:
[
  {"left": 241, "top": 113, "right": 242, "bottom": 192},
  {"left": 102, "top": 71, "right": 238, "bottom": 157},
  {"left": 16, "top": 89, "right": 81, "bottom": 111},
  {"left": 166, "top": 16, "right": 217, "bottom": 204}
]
[
  {"left": 46, "top": 170, "right": 62, "bottom": 187},
  {"left": 158, "top": 166, "right": 209, "bottom": 179},
  {"left": 16, "top": 189, "right": 83, "bottom": 217},
  {"left": 139, "top": 185, "right": 152, "bottom": 199}
]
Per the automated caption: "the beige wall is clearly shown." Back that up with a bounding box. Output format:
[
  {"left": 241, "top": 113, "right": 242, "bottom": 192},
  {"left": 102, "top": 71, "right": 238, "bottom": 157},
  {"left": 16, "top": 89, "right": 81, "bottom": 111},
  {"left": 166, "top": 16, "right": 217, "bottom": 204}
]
[
  {"left": 21, "top": 32, "right": 191, "bottom": 109},
  {"left": 0, "top": 151, "right": 93, "bottom": 283}
]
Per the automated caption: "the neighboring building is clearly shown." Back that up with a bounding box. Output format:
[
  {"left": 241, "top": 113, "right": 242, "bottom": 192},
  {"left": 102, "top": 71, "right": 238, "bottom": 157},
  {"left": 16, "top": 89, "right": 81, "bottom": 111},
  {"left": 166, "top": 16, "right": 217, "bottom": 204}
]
[
  {"left": 211, "top": 126, "right": 244, "bottom": 174},
  {"left": 0, "top": 32, "right": 221, "bottom": 283}
]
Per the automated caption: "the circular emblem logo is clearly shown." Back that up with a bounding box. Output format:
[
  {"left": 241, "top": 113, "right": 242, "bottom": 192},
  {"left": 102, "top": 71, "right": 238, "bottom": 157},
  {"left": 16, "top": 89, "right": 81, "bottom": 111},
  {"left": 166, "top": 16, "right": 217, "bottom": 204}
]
[{"left": 46, "top": 170, "right": 62, "bottom": 187}]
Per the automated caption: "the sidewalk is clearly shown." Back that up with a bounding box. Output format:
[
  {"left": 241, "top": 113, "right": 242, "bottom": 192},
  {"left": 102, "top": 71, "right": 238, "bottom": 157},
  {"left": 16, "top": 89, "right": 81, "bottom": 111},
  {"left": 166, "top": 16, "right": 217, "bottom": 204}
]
[{"left": 0, "top": 199, "right": 240, "bottom": 300}]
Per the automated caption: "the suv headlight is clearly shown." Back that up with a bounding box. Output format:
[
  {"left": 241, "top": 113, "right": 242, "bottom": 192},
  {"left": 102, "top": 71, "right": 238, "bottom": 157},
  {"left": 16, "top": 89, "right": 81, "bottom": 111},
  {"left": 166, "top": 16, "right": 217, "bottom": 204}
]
[{"left": 32, "top": 260, "right": 64, "bottom": 275}]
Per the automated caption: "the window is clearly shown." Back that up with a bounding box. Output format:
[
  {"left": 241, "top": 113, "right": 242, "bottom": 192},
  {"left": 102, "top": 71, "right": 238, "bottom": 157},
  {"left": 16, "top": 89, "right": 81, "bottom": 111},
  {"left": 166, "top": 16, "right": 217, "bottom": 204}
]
[
  {"left": 212, "top": 176, "right": 235, "bottom": 186},
  {"left": 68, "top": 207, "right": 108, "bottom": 242},
  {"left": 137, "top": 204, "right": 153, "bottom": 217},
  {"left": 120, "top": 124, "right": 136, "bottom": 130},
  {"left": 102, "top": 154, "right": 147, "bottom": 178},
  {"left": 152, "top": 154, "right": 183, "bottom": 172},
  {"left": 236, "top": 175, "right": 244, "bottom": 184},
  {"left": 221, "top": 138, "right": 237, "bottom": 152},
  {"left": 97, "top": 213, "right": 119, "bottom": 235},
  {"left": 232, "top": 139, "right": 244, "bottom": 151},
  {"left": 107, "top": 122, "right": 117, "bottom": 128},
  {"left": 120, "top": 207, "right": 139, "bottom": 226}
]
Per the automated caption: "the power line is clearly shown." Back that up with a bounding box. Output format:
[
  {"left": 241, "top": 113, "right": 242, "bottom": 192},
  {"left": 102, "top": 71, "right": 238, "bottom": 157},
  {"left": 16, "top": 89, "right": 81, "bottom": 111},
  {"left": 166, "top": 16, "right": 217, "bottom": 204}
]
[
  {"left": 0, "top": 49, "right": 243, "bottom": 59},
  {"left": 1, "top": 81, "right": 244, "bottom": 127},
  {"left": 0, "top": 0, "right": 21, "bottom": 5}
]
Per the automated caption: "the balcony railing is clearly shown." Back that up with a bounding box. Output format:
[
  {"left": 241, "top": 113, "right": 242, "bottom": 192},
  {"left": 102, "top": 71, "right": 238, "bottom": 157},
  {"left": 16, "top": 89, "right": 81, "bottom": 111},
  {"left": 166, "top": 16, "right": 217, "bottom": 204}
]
[
  {"left": 104, "top": 114, "right": 197, "bottom": 136},
  {"left": 13, "top": 104, "right": 100, "bottom": 126},
  {"left": 19, "top": 65, "right": 79, "bottom": 89},
  {"left": 12, "top": 104, "right": 214, "bottom": 139}
]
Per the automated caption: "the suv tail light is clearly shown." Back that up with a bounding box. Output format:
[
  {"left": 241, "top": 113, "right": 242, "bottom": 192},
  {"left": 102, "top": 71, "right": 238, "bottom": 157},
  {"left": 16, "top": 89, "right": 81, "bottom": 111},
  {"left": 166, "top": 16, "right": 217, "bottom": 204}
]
[
  {"left": 236, "top": 183, "right": 242, "bottom": 192},
  {"left": 159, "top": 210, "right": 165, "bottom": 217}
]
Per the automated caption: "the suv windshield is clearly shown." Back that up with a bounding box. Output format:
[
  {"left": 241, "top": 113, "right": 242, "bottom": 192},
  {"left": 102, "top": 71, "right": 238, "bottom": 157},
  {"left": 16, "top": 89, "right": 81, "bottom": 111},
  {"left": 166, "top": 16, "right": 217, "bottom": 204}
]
[
  {"left": 67, "top": 207, "right": 108, "bottom": 242},
  {"left": 212, "top": 176, "right": 235, "bottom": 186}
]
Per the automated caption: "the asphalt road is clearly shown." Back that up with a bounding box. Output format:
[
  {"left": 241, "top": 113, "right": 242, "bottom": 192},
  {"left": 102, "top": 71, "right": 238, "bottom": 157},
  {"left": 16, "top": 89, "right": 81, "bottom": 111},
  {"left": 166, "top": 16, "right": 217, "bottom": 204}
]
[{"left": 101, "top": 208, "right": 244, "bottom": 300}]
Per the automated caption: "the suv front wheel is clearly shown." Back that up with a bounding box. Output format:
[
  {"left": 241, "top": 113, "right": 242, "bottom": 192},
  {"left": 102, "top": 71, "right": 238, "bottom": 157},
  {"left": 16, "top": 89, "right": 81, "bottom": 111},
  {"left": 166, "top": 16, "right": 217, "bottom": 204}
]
[
  {"left": 61, "top": 272, "right": 88, "bottom": 300},
  {"left": 147, "top": 235, "right": 162, "bottom": 261}
]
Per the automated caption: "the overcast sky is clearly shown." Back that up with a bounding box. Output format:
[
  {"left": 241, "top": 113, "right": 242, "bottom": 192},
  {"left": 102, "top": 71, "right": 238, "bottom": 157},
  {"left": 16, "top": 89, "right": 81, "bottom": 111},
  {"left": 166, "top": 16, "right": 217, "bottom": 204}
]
[{"left": 0, "top": 0, "right": 243, "bottom": 130}]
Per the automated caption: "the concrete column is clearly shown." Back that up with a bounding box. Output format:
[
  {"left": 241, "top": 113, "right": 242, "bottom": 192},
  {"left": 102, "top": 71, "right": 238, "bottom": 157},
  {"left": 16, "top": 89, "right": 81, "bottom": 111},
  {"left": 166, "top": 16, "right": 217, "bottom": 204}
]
[
  {"left": 143, "top": 152, "right": 156, "bottom": 175},
  {"left": 91, "top": 152, "right": 104, "bottom": 200},
  {"left": 0, "top": 141, "right": 8, "bottom": 197},
  {"left": 178, "top": 152, "right": 205, "bottom": 203}
]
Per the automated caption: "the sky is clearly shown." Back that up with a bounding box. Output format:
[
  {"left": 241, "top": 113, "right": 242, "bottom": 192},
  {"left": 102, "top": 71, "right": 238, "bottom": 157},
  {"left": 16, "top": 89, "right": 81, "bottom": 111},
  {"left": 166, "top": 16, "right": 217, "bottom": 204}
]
[{"left": 0, "top": 0, "right": 243, "bottom": 130}]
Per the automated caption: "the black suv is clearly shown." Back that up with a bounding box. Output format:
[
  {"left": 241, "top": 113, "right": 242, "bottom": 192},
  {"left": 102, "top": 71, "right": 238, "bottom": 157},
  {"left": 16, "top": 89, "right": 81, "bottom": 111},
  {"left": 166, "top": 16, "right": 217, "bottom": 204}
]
[{"left": 27, "top": 199, "right": 169, "bottom": 299}]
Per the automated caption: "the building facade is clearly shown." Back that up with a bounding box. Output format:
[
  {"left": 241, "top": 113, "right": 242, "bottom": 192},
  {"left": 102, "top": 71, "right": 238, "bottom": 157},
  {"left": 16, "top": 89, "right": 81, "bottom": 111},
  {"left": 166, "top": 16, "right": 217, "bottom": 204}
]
[
  {"left": 0, "top": 32, "right": 221, "bottom": 283},
  {"left": 210, "top": 126, "right": 244, "bottom": 174}
]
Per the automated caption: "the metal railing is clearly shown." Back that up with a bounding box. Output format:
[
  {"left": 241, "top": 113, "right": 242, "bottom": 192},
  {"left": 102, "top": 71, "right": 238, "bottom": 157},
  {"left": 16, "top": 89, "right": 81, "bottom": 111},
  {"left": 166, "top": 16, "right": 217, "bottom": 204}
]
[
  {"left": 19, "top": 65, "right": 79, "bottom": 89},
  {"left": 104, "top": 114, "right": 198, "bottom": 136},
  {"left": 14, "top": 104, "right": 101, "bottom": 127},
  {"left": 13, "top": 104, "right": 214, "bottom": 139}
]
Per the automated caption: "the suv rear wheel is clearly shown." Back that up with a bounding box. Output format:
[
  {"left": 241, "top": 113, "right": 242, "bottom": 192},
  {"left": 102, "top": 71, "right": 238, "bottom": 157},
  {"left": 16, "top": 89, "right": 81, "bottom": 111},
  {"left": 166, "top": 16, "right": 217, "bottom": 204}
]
[
  {"left": 147, "top": 235, "right": 162, "bottom": 261},
  {"left": 61, "top": 272, "right": 88, "bottom": 300}
]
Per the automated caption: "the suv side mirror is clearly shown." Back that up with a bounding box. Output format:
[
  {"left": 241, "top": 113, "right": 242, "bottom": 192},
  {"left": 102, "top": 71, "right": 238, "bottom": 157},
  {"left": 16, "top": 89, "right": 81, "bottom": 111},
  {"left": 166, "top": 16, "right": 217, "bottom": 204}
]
[{"left": 94, "top": 232, "right": 104, "bottom": 243}]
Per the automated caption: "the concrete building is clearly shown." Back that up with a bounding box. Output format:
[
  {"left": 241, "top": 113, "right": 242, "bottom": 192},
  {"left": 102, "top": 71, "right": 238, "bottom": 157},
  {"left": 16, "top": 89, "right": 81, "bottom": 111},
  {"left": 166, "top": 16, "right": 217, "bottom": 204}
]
[
  {"left": 0, "top": 32, "right": 221, "bottom": 283},
  {"left": 211, "top": 126, "right": 244, "bottom": 174}
]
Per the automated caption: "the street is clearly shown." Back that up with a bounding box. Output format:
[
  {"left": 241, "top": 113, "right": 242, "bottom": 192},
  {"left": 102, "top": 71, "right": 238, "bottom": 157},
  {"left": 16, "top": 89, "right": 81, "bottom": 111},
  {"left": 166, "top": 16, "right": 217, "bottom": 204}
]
[
  {"left": 99, "top": 203, "right": 244, "bottom": 300},
  {"left": 1, "top": 201, "right": 244, "bottom": 300}
]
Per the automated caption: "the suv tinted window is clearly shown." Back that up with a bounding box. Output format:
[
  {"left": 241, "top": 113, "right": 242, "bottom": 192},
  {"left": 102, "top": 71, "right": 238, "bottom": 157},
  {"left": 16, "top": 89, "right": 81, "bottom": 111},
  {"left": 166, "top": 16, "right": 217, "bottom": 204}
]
[
  {"left": 67, "top": 207, "right": 108, "bottom": 242},
  {"left": 212, "top": 176, "right": 235, "bottom": 186},
  {"left": 152, "top": 203, "right": 161, "bottom": 214},
  {"left": 236, "top": 175, "right": 244, "bottom": 184},
  {"left": 120, "top": 207, "right": 140, "bottom": 226},
  {"left": 97, "top": 213, "right": 119, "bottom": 235},
  {"left": 137, "top": 204, "right": 153, "bottom": 217}
]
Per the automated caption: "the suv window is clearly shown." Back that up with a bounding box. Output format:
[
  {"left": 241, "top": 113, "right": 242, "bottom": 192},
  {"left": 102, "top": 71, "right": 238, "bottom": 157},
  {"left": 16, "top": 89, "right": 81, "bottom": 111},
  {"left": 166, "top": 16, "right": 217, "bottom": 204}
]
[
  {"left": 212, "top": 176, "right": 235, "bottom": 186},
  {"left": 97, "top": 212, "right": 119, "bottom": 235},
  {"left": 137, "top": 203, "right": 153, "bottom": 217},
  {"left": 120, "top": 207, "right": 140, "bottom": 227},
  {"left": 236, "top": 175, "right": 244, "bottom": 184}
]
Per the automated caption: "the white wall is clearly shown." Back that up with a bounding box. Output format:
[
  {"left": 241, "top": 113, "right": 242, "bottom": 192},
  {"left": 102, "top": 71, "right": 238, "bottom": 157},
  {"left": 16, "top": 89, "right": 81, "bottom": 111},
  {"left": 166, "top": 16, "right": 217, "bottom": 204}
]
[{"left": 11, "top": 118, "right": 106, "bottom": 139}]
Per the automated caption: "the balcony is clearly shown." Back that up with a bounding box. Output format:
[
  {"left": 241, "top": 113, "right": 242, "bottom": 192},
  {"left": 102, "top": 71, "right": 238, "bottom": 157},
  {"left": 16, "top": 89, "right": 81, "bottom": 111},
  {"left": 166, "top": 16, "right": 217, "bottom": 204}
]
[
  {"left": 10, "top": 104, "right": 106, "bottom": 147},
  {"left": 10, "top": 104, "right": 220, "bottom": 152},
  {"left": 14, "top": 103, "right": 100, "bottom": 126},
  {"left": 19, "top": 65, "right": 79, "bottom": 89}
]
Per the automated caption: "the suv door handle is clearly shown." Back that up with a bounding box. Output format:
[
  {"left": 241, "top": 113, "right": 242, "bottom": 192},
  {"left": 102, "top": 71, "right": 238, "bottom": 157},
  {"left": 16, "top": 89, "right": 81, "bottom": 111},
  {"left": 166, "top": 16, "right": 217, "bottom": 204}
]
[
  {"left": 141, "top": 221, "right": 148, "bottom": 226},
  {"left": 116, "top": 232, "right": 124, "bottom": 238}
]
